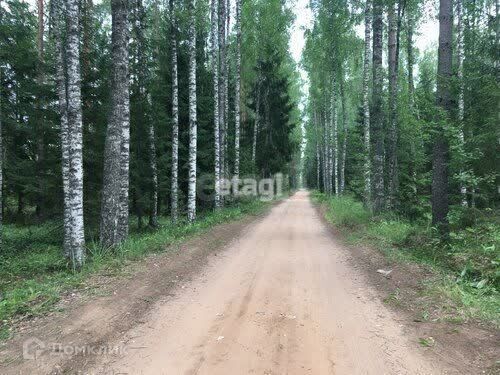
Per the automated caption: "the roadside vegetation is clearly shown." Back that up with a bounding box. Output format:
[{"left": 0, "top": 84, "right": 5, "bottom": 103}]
[
  {"left": 0, "top": 198, "right": 268, "bottom": 340},
  {"left": 312, "top": 191, "right": 500, "bottom": 327}
]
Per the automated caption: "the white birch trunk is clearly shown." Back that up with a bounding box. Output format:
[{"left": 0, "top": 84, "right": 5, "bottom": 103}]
[
  {"left": 53, "top": 0, "right": 71, "bottom": 258},
  {"left": 363, "top": 0, "right": 372, "bottom": 207},
  {"left": 211, "top": 0, "right": 221, "bottom": 208},
  {"left": 234, "top": 0, "right": 241, "bottom": 179},
  {"left": 65, "top": 0, "right": 85, "bottom": 267},
  {"left": 332, "top": 89, "right": 339, "bottom": 196},
  {"left": 218, "top": 0, "right": 226, "bottom": 185},
  {"left": 170, "top": 0, "right": 179, "bottom": 222},
  {"left": 148, "top": 93, "right": 158, "bottom": 227},
  {"left": 340, "top": 77, "right": 347, "bottom": 194},
  {"left": 252, "top": 78, "right": 260, "bottom": 167},
  {"left": 101, "top": 0, "right": 130, "bottom": 247},
  {"left": 187, "top": 0, "right": 197, "bottom": 222}
]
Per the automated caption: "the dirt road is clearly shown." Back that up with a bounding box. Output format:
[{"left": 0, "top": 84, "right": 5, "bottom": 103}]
[{"left": 88, "top": 191, "right": 453, "bottom": 374}]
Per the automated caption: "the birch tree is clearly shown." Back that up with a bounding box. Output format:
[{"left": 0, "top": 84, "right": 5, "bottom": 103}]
[
  {"left": 170, "top": 0, "right": 179, "bottom": 221},
  {"left": 362, "top": 0, "right": 372, "bottom": 207},
  {"left": 218, "top": 0, "right": 227, "bottom": 184},
  {"left": 234, "top": 0, "right": 242, "bottom": 179},
  {"left": 101, "top": 0, "right": 130, "bottom": 247},
  {"left": 53, "top": 0, "right": 85, "bottom": 267},
  {"left": 187, "top": 0, "right": 197, "bottom": 222},
  {"left": 211, "top": 0, "right": 221, "bottom": 208}
]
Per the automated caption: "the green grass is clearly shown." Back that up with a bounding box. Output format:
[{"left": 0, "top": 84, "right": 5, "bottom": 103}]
[
  {"left": 312, "top": 191, "right": 500, "bottom": 326},
  {"left": 0, "top": 198, "right": 269, "bottom": 338}
]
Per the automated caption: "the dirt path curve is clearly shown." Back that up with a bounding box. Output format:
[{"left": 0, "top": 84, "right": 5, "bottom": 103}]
[{"left": 90, "top": 191, "right": 454, "bottom": 375}]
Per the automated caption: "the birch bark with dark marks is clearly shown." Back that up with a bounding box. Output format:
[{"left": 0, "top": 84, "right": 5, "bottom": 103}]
[
  {"left": 363, "top": 0, "right": 372, "bottom": 207},
  {"left": 64, "top": 0, "right": 86, "bottom": 266},
  {"left": 101, "top": 0, "right": 130, "bottom": 247},
  {"left": 170, "top": 0, "right": 179, "bottom": 222},
  {"left": 211, "top": 0, "right": 221, "bottom": 208},
  {"left": 187, "top": 0, "right": 197, "bottom": 222},
  {"left": 218, "top": 0, "right": 227, "bottom": 184},
  {"left": 234, "top": 0, "right": 241, "bottom": 179},
  {"left": 52, "top": 0, "right": 71, "bottom": 258}
]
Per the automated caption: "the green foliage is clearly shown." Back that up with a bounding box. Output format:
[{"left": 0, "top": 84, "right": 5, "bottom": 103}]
[
  {"left": 316, "top": 193, "right": 500, "bottom": 325},
  {"left": 0, "top": 199, "right": 268, "bottom": 338}
]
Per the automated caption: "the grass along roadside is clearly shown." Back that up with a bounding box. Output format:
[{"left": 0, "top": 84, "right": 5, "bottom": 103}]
[
  {"left": 0, "top": 199, "right": 270, "bottom": 340},
  {"left": 311, "top": 191, "right": 500, "bottom": 327}
]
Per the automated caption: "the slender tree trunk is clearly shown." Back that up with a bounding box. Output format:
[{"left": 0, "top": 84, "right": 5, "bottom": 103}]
[
  {"left": 432, "top": 0, "right": 452, "bottom": 231},
  {"left": 252, "top": 79, "right": 260, "bottom": 167},
  {"left": 134, "top": 0, "right": 157, "bottom": 227},
  {"left": 407, "top": 11, "right": 415, "bottom": 108},
  {"left": 148, "top": 94, "right": 158, "bottom": 227},
  {"left": 224, "top": 0, "right": 230, "bottom": 180},
  {"left": 36, "top": 0, "right": 45, "bottom": 219},
  {"left": 53, "top": 0, "right": 71, "bottom": 258},
  {"left": 234, "top": 0, "right": 241, "bottom": 179},
  {"left": 211, "top": 0, "right": 221, "bottom": 208},
  {"left": 65, "top": 0, "right": 85, "bottom": 267},
  {"left": 387, "top": 0, "right": 400, "bottom": 209},
  {"left": 363, "top": 0, "right": 372, "bottom": 207},
  {"left": 218, "top": 0, "right": 226, "bottom": 185},
  {"left": 340, "top": 75, "right": 347, "bottom": 194},
  {"left": 187, "top": 0, "right": 197, "bottom": 222},
  {"left": 332, "top": 89, "right": 339, "bottom": 196},
  {"left": 0, "top": 54, "right": 3, "bottom": 248},
  {"left": 314, "top": 110, "right": 321, "bottom": 190},
  {"left": 372, "top": 0, "right": 385, "bottom": 213},
  {"left": 456, "top": 0, "right": 467, "bottom": 206},
  {"left": 170, "top": 0, "right": 179, "bottom": 222},
  {"left": 101, "top": 0, "right": 130, "bottom": 247}
]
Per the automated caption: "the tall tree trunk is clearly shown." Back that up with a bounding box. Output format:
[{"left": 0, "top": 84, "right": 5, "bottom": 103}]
[
  {"left": 372, "top": 0, "right": 385, "bottom": 214},
  {"left": 224, "top": 0, "right": 230, "bottom": 180},
  {"left": 326, "top": 108, "right": 333, "bottom": 195},
  {"left": 65, "top": 0, "right": 85, "bottom": 267},
  {"left": 407, "top": 11, "right": 415, "bottom": 108},
  {"left": 170, "top": 0, "right": 179, "bottom": 222},
  {"left": 387, "top": 0, "right": 401, "bottom": 209},
  {"left": 53, "top": 0, "right": 71, "bottom": 258},
  {"left": 234, "top": 0, "right": 241, "bottom": 179},
  {"left": 0, "top": 52, "right": 3, "bottom": 248},
  {"left": 134, "top": 0, "right": 157, "bottom": 227},
  {"left": 456, "top": 0, "right": 467, "bottom": 206},
  {"left": 340, "top": 75, "right": 347, "bottom": 194},
  {"left": 252, "top": 79, "right": 260, "bottom": 168},
  {"left": 363, "top": 0, "right": 372, "bottom": 207},
  {"left": 211, "top": 0, "right": 221, "bottom": 208},
  {"left": 101, "top": 0, "right": 130, "bottom": 247},
  {"left": 432, "top": 0, "right": 452, "bottom": 231},
  {"left": 314, "top": 110, "right": 321, "bottom": 190},
  {"left": 36, "top": 0, "right": 45, "bottom": 219},
  {"left": 187, "top": 0, "right": 197, "bottom": 222},
  {"left": 218, "top": 0, "right": 226, "bottom": 185},
  {"left": 332, "top": 90, "right": 339, "bottom": 196}
]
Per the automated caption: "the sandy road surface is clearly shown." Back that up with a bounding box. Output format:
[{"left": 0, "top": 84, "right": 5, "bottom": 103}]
[{"left": 88, "top": 191, "right": 455, "bottom": 375}]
